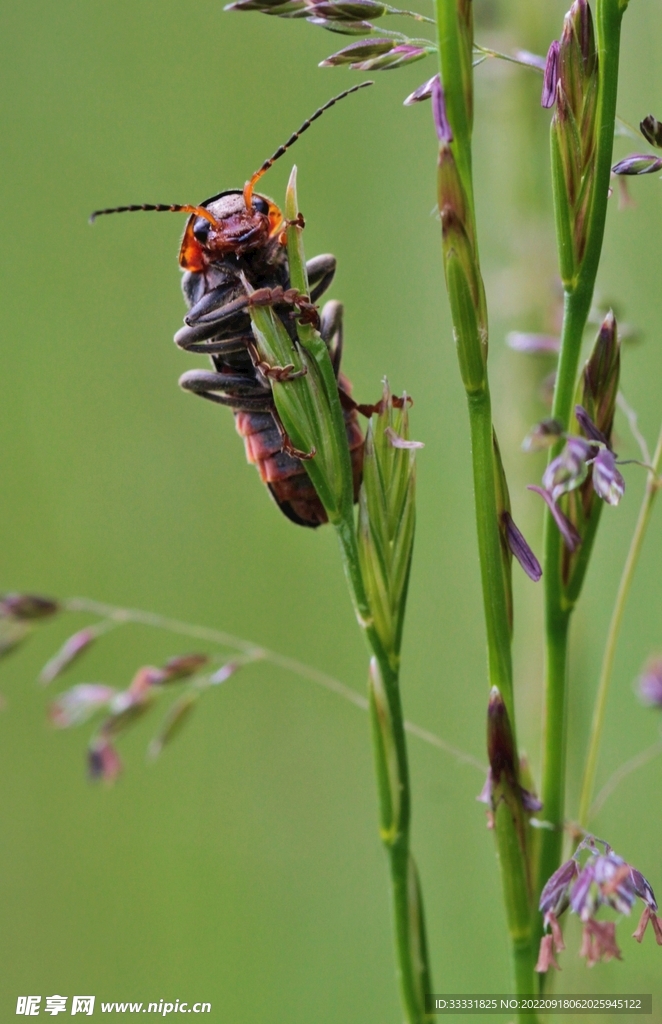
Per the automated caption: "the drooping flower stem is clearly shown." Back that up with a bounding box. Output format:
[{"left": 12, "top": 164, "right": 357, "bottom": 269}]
[
  {"left": 578, "top": 426, "right": 662, "bottom": 828},
  {"left": 434, "top": 0, "right": 538, "bottom": 1011},
  {"left": 537, "top": 0, "right": 628, "bottom": 918}
]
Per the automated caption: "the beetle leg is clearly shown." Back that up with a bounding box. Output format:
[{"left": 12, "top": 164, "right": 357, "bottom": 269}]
[
  {"left": 186, "top": 284, "right": 239, "bottom": 325},
  {"left": 306, "top": 254, "right": 336, "bottom": 302},
  {"left": 174, "top": 321, "right": 254, "bottom": 355},
  {"left": 319, "top": 300, "right": 343, "bottom": 374},
  {"left": 178, "top": 369, "right": 271, "bottom": 409},
  {"left": 338, "top": 388, "right": 383, "bottom": 418},
  {"left": 245, "top": 338, "right": 307, "bottom": 383},
  {"left": 185, "top": 292, "right": 251, "bottom": 328},
  {"left": 271, "top": 405, "right": 316, "bottom": 461}
]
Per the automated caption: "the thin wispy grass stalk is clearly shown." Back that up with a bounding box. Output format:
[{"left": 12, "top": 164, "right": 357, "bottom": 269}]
[{"left": 578, "top": 424, "right": 662, "bottom": 827}]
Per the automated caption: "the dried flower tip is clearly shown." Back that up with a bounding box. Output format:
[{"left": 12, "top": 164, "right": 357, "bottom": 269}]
[
  {"left": 319, "top": 37, "right": 393, "bottom": 65},
  {"left": 632, "top": 906, "right": 662, "bottom": 944},
  {"left": 403, "top": 74, "right": 438, "bottom": 106},
  {"left": 350, "top": 43, "right": 430, "bottom": 72},
  {"left": 638, "top": 657, "right": 662, "bottom": 708},
  {"left": 501, "top": 512, "right": 542, "bottom": 581},
  {"left": 612, "top": 153, "right": 662, "bottom": 175},
  {"left": 541, "top": 40, "right": 560, "bottom": 108},
  {"left": 640, "top": 114, "right": 662, "bottom": 149},
  {"left": 522, "top": 418, "right": 564, "bottom": 453},
  {"left": 160, "top": 653, "right": 209, "bottom": 683},
  {"left": 592, "top": 449, "right": 625, "bottom": 505},
  {"left": 574, "top": 404, "right": 609, "bottom": 446},
  {"left": 0, "top": 593, "right": 59, "bottom": 620},
  {"left": 39, "top": 628, "right": 97, "bottom": 686},
  {"left": 384, "top": 426, "right": 424, "bottom": 449},
  {"left": 535, "top": 934, "right": 561, "bottom": 973},
  {"left": 88, "top": 738, "right": 122, "bottom": 783},
  {"left": 50, "top": 684, "right": 116, "bottom": 728},
  {"left": 506, "top": 332, "right": 560, "bottom": 354},
  {"left": 580, "top": 919, "right": 622, "bottom": 965},
  {"left": 528, "top": 486, "right": 582, "bottom": 552},
  {"left": 431, "top": 75, "right": 452, "bottom": 143}
]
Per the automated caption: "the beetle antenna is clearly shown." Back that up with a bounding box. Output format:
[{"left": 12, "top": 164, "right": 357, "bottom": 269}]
[
  {"left": 89, "top": 203, "right": 220, "bottom": 227},
  {"left": 243, "top": 81, "right": 374, "bottom": 210}
]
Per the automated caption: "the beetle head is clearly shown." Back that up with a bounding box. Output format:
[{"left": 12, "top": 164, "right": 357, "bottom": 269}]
[{"left": 179, "top": 190, "right": 283, "bottom": 272}]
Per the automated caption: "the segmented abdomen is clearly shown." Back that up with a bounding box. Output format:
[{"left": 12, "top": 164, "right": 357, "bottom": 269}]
[{"left": 234, "top": 373, "right": 363, "bottom": 528}]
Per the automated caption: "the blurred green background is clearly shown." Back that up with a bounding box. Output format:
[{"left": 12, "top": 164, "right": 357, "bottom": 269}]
[{"left": 1, "top": 0, "right": 662, "bottom": 1019}]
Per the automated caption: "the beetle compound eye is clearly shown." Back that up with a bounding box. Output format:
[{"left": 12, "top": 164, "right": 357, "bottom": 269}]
[
  {"left": 193, "top": 218, "right": 212, "bottom": 244},
  {"left": 251, "top": 196, "right": 270, "bottom": 215}
]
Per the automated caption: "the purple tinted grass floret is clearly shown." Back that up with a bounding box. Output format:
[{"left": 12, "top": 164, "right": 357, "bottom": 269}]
[
  {"left": 431, "top": 75, "right": 452, "bottom": 144},
  {"left": 501, "top": 512, "right": 542, "bottom": 582},
  {"left": 536, "top": 836, "right": 662, "bottom": 972},
  {"left": 637, "top": 658, "right": 662, "bottom": 708},
  {"left": 612, "top": 154, "right": 662, "bottom": 176},
  {"left": 541, "top": 40, "right": 560, "bottom": 108}
]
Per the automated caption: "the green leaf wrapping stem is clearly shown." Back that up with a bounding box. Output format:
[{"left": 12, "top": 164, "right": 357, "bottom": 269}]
[
  {"left": 536, "top": 0, "right": 628, "bottom": 945},
  {"left": 247, "top": 167, "right": 432, "bottom": 1023}
]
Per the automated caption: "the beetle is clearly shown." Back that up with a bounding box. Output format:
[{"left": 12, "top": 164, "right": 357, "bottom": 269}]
[{"left": 91, "top": 83, "right": 376, "bottom": 527}]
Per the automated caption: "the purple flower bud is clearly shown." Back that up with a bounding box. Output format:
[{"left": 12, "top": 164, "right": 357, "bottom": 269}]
[
  {"left": 640, "top": 114, "right": 662, "bottom": 149},
  {"left": 318, "top": 37, "right": 394, "bottom": 65},
  {"left": 431, "top": 75, "right": 452, "bottom": 143},
  {"left": 506, "top": 332, "right": 560, "bottom": 354},
  {"left": 88, "top": 738, "right": 122, "bottom": 783},
  {"left": 541, "top": 40, "right": 560, "bottom": 108},
  {"left": 612, "top": 153, "right": 662, "bottom": 175},
  {"left": 39, "top": 628, "right": 97, "bottom": 686},
  {"left": 570, "top": 861, "right": 598, "bottom": 920},
  {"left": 521, "top": 418, "right": 564, "bottom": 453},
  {"left": 629, "top": 869, "right": 658, "bottom": 912},
  {"left": 542, "top": 437, "right": 591, "bottom": 499},
  {"left": 574, "top": 404, "right": 609, "bottom": 446},
  {"left": 539, "top": 857, "right": 579, "bottom": 917},
  {"left": 50, "top": 684, "right": 117, "bottom": 728},
  {"left": 210, "top": 660, "right": 243, "bottom": 685},
  {"left": 349, "top": 43, "right": 430, "bottom": 72},
  {"left": 308, "top": 16, "right": 374, "bottom": 32},
  {"left": 637, "top": 658, "right": 662, "bottom": 708},
  {"left": 0, "top": 593, "right": 59, "bottom": 620},
  {"left": 308, "top": 0, "right": 386, "bottom": 19},
  {"left": 159, "top": 653, "right": 209, "bottom": 683},
  {"left": 502, "top": 512, "right": 542, "bottom": 582},
  {"left": 487, "top": 687, "right": 517, "bottom": 786},
  {"left": 403, "top": 74, "right": 438, "bottom": 106},
  {"left": 225, "top": 0, "right": 308, "bottom": 12},
  {"left": 591, "top": 448, "right": 625, "bottom": 505},
  {"left": 528, "top": 486, "right": 582, "bottom": 552}
]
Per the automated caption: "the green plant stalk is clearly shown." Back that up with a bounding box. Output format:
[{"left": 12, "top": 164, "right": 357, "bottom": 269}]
[
  {"left": 537, "top": 0, "right": 627, "bottom": 917},
  {"left": 284, "top": 172, "right": 432, "bottom": 1023},
  {"left": 578, "top": 426, "right": 662, "bottom": 827},
  {"left": 434, "top": 0, "right": 537, "bottom": 1010}
]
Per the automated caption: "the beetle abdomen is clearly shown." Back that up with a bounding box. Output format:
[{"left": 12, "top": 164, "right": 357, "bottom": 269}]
[{"left": 234, "top": 374, "right": 363, "bottom": 528}]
